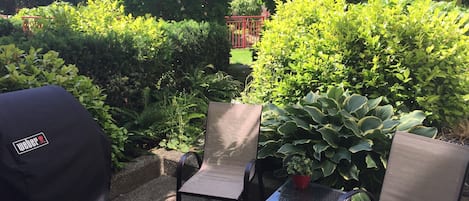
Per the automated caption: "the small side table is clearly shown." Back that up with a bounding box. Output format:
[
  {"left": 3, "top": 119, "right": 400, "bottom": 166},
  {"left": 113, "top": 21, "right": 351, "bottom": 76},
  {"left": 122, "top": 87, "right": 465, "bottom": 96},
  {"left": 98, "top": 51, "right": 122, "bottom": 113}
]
[{"left": 266, "top": 178, "right": 346, "bottom": 201}]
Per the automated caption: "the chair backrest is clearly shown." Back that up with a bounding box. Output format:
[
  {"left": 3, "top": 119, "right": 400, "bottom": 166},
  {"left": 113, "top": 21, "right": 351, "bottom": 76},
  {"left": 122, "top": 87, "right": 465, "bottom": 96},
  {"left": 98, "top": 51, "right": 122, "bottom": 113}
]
[
  {"left": 201, "top": 102, "right": 262, "bottom": 169},
  {"left": 0, "top": 85, "right": 110, "bottom": 201},
  {"left": 379, "top": 131, "right": 469, "bottom": 201}
]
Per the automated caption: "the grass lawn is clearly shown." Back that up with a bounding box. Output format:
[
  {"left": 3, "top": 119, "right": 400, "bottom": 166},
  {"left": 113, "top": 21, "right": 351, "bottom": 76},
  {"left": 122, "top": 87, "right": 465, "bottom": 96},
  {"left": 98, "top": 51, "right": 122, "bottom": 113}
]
[{"left": 230, "top": 48, "right": 252, "bottom": 65}]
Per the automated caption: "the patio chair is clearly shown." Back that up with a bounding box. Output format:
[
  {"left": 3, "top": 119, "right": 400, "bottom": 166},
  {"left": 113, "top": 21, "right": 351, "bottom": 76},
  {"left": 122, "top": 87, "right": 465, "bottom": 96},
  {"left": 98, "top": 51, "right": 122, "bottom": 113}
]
[
  {"left": 176, "top": 102, "right": 264, "bottom": 201},
  {"left": 339, "top": 131, "right": 469, "bottom": 201},
  {"left": 0, "top": 85, "right": 111, "bottom": 201}
]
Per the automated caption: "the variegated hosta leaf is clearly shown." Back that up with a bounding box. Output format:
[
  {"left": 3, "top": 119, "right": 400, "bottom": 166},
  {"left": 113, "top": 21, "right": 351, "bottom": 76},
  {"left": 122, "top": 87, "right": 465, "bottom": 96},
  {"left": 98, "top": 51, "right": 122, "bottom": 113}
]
[
  {"left": 293, "top": 139, "right": 312, "bottom": 145},
  {"left": 321, "top": 160, "right": 336, "bottom": 177},
  {"left": 326, "top": 86, "right": 344, "bottom": 102},
  {"left": 277, "top": 143, "right": 305, "bottom": 155},
  {"left": 305, "top": 105, "right": 326, "bottom": 124},
  {"left": 365, "top": 154, "right": 378, "bottom": 169},
  {"left": 407, "top": 126, "right": 437, "bottom": 138},
  {"left": 354, "top": 104, "right": 370, "bottom": 119},
  {"left": 331, "top": 147, "right": 351, "bottom": 163},
  {"left": 367, "top": 96, "right": 383, "bottom": 111},
  {"left": 318, "top": 97, "right": 340, "bottom": 115},
  {"left": 258, "top": 140, "right": 282, "bottom": 158},
  {"left": 396, "top": 110, "right": 426, "bottom": 131},
  {"left": 303, "top": 91, "right": 320, "bottom": 104},
  {"left": 344, "top": 94, "right": 367, "bottom": 113},
  {"left": 344, "top": 117, "right": 362, "bottom": 137},
  {"left": 358, "top": 116, "right": 383, "bottom": 132},
  {"left": 278, "top": 121, "right": 297, "bottom": 136},
  {"left": 318, "top": 126, "right": 340, "bottom": 148},
  {"left": 382, "top": 119, "right": 400, "bottom": 133},
  {"left": 374, "top": 105, "right": 394, "bottom": 121},
  {"left": 349, "top": 139, "right": 373, "bottom": 153},
  {"left": 338, "top": 163, "right": 359, "bottom": 181}
]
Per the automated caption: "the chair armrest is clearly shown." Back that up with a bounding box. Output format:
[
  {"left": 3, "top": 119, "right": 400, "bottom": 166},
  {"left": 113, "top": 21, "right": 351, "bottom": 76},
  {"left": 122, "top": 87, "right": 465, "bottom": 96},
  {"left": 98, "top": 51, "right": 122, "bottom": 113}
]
[
  {"left": 243, "top": 159, "right": 257, "bottom": 195},
  {"left": 244, "top": 159, "right": 256, "bottom": 184},
  {"left": 338, "top": 189, "right": 376, "bottom": 201},
  {"left": 176, "top": 152, "right": 202, "bottom": 190}
]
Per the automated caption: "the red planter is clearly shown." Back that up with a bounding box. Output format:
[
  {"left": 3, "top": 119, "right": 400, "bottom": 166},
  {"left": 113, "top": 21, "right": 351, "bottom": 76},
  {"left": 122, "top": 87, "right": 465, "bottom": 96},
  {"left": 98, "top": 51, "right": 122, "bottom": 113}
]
[{"left": 292, "top": 175, "right": 311, "bottom": 190}]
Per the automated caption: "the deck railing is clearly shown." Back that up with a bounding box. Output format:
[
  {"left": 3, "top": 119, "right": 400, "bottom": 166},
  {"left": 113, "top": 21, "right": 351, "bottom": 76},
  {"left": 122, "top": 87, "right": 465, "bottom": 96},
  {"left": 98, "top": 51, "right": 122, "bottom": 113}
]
[{"left": 225, "top": 15, "right": 267, "bottom": 49}]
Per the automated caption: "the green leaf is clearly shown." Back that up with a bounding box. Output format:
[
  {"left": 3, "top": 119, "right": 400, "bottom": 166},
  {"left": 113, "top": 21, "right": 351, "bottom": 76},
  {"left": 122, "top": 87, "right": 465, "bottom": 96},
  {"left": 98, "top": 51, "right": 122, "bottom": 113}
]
[
  {"left": 339, "top": 163, "right": 359, "bottom": 181},
  {"left": 292, "top": 116, "right": 310, "bottom": 130},
  {"left": 358, "top": 116, "right": 383, "bottom": 132},
  {"left": 293, "top": 139, "right": 311, "bottom": 145},
  {"left": 383, "top": 119, "right": 400, "bottom": 133},
  {"left": 321, "top": 160, "right": 336, "bottom": 177},
  {"left": 313, "top": 142, "right": 329, "bottom": 160},
  {"left": 318, "top": 126, "right": 339, "bottom": 148},
  {"left": 278, "top": 121, "right": 297, "bottom": 136},
  {"left": 397, "top": 110, "right": 426, "bottom": 131},
  {"left": 365, "top": 154, "right": 377, "bottom": 169},
  {"left": 277, "top": 143, "right": 305, "bottom": 155},
  {"left": 408, "top": 126, "right": 437, "bottom": 138},
  {"left": 349, "top": 140, "right": 373, "bottom": 153},
  {"left": 327, "top": 86, "right": 344, "bottom": 102},
  {"left": 258, "top": 140, "right": 281, "bottom": 158},
  {"left": 343, "top": 118, "right": 362, "bottom": 136},
  {"left": 305, "top": 106, "right": 326, "bottom": 124},
  {"left": 367, "top": 97, "right": 383, "bottom": 111},
  {"left": 318, "top": 97, "right": 340, "bottom": 115},
  {"left": 344, "top": 94, "right": 367, "bottom": 113},
  {"left": 374, "top": 105, "right": 393, "bottom": 120},
  {"left": 331, "top": 147, "right": 351, "bottom": 163},
  {"left": 303, "top": 91, "right": 319, "bottom": 104}
]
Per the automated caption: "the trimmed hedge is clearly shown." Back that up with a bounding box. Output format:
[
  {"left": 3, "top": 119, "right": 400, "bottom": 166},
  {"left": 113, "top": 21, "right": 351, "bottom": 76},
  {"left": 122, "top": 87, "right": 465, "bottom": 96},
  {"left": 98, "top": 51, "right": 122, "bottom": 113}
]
[
  {"left": 246, "top": 0, "right": 469, "bottom": 128},
  {"left": 2, "top": 1, "right": 231, "bottom": 111}
]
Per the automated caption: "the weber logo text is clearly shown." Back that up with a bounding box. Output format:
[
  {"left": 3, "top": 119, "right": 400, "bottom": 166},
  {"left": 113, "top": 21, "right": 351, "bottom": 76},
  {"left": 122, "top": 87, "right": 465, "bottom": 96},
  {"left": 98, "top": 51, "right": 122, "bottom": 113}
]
[{"left": 12, "top": 132, "right": 49, "bottom": 155}]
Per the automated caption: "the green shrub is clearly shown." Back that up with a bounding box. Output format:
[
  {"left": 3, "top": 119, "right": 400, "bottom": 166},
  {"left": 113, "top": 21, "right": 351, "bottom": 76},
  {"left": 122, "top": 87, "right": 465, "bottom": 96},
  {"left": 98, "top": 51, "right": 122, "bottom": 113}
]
[
  {"left": 246, "top": 0, "right": 469, "bottom": 128},
  {"left": 0, "top": 18, "right": 15, "bottom": 36},
  {"left": 230, "top": 0, "right": 263, "bottom": 16},
  {"left": 118, "top": 65, "right": 242, "bottom": 153},
  {"left": 8, "top": 1, "right": 232, "bottom": 111},
  {"left": 162, "top": 20, "right": 231, "bottom": 74},
  {"left": 122, "top": 0, "right": 230, "bottom": 24},
  {"left": 259, "top": 86, "right": 436, "bottom": 194},
  {"left": 0, "top": 44, "right": 128, "bottom": 169}
]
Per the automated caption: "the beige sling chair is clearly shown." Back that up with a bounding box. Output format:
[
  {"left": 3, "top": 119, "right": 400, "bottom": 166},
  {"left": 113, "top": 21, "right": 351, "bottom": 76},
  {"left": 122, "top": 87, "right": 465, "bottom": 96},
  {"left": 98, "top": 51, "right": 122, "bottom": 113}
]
[
  {"left": 339, "top": 131, "right": 469, "bottom": 201},
  {"left": 176, "top": 102, "right": 264, "bottom": 201}
]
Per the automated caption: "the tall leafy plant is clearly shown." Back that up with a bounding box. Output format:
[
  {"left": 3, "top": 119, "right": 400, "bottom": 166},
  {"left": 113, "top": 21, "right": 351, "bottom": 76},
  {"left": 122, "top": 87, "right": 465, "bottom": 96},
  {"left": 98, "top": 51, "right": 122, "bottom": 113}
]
[
  {"left": 246, "top": 0, "right": 469, "bottom": 128},
  {"left": 0, "top": 44, "right": 127, "bottom": 169},
  {"left": 259, "top": 86, "right": 436, "bottom": 194}
]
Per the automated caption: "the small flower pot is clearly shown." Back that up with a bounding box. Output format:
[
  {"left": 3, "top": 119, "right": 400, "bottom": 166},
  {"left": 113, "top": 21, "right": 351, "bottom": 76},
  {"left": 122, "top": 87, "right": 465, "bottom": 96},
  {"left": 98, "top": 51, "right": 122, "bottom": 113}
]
[{"left": 292, "top": 175, "right": 311, "bottom": 190}]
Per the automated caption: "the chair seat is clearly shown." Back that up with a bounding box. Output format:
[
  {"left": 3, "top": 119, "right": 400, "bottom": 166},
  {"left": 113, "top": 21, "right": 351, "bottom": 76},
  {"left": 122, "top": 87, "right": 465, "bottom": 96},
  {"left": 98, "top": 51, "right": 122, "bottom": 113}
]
[{"left": 179, "top": 165, "right": 246, "bottom": 199}]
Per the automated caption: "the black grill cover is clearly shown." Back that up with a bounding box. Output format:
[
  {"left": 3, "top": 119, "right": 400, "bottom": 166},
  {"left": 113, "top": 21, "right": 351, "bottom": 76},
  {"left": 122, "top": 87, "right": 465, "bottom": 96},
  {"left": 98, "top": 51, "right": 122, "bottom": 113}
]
[{"left": 0, "top": 85, "right": 111, "bottom": 201}]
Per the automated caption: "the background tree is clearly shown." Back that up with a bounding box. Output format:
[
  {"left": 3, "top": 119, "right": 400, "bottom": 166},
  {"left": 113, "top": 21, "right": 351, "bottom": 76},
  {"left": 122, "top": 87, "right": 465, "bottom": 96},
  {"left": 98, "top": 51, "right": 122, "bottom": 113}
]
[{"left": 229, "top": 0, "right": 263, "bottom": 16}]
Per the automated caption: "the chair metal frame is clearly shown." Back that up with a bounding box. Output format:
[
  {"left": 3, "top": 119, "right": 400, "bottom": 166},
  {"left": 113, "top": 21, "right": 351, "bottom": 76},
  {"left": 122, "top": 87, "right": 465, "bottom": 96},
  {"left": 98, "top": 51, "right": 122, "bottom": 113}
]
[{"left": 176, "top": 102, "right": 265, "bottom": 201}]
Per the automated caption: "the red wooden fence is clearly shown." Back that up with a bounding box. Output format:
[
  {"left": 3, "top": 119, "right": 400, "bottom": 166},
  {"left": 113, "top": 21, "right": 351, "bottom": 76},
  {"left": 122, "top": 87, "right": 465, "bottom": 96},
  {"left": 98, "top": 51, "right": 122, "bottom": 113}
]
[{"left": 225, "top": 15, "right": 267, "bottom": 49}]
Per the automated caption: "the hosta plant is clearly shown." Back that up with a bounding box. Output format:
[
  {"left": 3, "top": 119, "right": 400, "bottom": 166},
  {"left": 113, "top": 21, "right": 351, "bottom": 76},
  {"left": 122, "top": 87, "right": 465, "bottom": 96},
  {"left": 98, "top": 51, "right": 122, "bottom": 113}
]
[{"left": 258, "top": 86, "right": 436, "bottom": 194}]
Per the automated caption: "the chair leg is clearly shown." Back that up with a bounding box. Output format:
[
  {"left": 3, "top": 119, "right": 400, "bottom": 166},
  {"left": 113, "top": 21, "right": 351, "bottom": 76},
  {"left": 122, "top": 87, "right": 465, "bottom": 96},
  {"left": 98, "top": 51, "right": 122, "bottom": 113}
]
[
  {"left": 243, "top": 186, "right": 249, "bottom": 201},
  {"left": 176, "top": 192, "right": 181, "bottom": 201},
  {"left": 258, "top": 170, "right": 265, "bottom": 200}
]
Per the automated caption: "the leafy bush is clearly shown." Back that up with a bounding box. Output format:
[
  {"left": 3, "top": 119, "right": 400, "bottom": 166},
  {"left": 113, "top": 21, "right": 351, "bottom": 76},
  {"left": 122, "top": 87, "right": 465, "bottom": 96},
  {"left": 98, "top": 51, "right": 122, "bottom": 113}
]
[
  {"left": 122, "top": 0, "right": 230, "bottom": 24},
  {"left": 7, "top": 1, "right": 233, "bottom": 111},
  {"left": 0, "top": 44, "right": 127, "bottom": 169},
  {"left": 0, "top": 18, "right": 15, "bottom": 36},
  {"left": 230, "top": 0, "right": 263, "bottom": 16},
  {"left": 246, "top": 0, "right": 469, "bottom": 128},
  {"left": 118, "top": 65, "right": 242, "bottom": 153},
  {"left": 259, "top": 86, "right": 436, "bottom": 194},
  {"left": 162, "top": 20, "right": 231, "bottom": 74}
]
